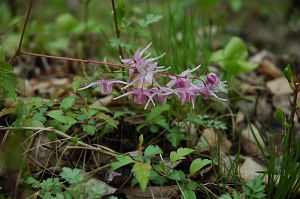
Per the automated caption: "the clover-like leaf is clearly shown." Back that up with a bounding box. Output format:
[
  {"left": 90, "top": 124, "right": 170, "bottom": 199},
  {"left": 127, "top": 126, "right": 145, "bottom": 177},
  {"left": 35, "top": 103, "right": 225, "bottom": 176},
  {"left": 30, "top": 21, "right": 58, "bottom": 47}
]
[
  {"left": 111, "top": 155, "right": 134, "bottom": 170},
  {"left": 189, "top": 158, "right": 212, "bottom": 175},
  {"left": 170, "top": 148, "right": 195, "bottom": 163},
  {"left": 144, "top": 145, "right": 163, "bottom": 157}
]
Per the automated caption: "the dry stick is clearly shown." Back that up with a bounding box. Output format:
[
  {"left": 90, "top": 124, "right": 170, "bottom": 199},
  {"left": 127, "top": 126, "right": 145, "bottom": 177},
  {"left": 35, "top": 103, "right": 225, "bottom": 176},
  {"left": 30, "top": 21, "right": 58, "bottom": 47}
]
[
  {"left": 20, "top": 51, "right": 207, "bottom": 82},
  {"left": 0, "top": 127, "right": 120, "bottom": 157},
  {"left": 9, "top": 0, "right": 34, "bottom": 65},
  {"left": 20, "top": 51, "right": 129, "bottom": 69}
]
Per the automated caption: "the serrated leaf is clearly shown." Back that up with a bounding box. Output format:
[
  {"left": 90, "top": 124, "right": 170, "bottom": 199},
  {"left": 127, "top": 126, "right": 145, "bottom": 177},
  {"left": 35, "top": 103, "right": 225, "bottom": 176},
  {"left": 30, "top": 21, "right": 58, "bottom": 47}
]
[
  {"left": 111, "top": 155, "right": 134, "bottom": 170},
  {"left": 144, "top": 145, "right": 163, "bottom": 157},
  {"left": 189, "top": 158, "right": 212, "bottom": 175},
  {"left": 60, "top": 167, "right": 84, "bottom": 184},
  {"left": 146, "top": 104, "right": 170, "bottom": 122},
  {"left": 166, "top": 129, "right": 186, "bottom": 147},
  {"left": 186, "top": 114, "right": 205, "bottom": 125},
  {"left": 170, "top": 148, "right": 195, "bottom": 163},
  {"left": 154, "top": 118, "right": 170, "bottom": 129},
  {"left": 47, "top": 110, "right": 77, "bottom": 125},
  {"left": 132, "top": 162, "right": 151, "bottom": 192},
  {"left": 97, "top": 112, "right": 118, "bottom": 128},
  {"left": 32, "top": 112, "right": 46, "bottom": 122},
  {"left": 167, "top": 169, "right": 185, "bottom": 181},
  {"left": 83, "top": 124, "right": 96, "bottom": 135},
  {"left": 0, "top": 60, "right": 16, "bottom": 100},
  {"left": 60, "top": 96, "right": 76, "bottom": 110}
]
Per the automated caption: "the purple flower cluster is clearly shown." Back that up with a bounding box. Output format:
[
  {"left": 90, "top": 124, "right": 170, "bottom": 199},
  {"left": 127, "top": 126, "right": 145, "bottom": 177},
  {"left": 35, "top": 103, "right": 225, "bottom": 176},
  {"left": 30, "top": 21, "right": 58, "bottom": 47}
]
[{"left": 80, "top": 43, "right": 226, "bottom": 109}]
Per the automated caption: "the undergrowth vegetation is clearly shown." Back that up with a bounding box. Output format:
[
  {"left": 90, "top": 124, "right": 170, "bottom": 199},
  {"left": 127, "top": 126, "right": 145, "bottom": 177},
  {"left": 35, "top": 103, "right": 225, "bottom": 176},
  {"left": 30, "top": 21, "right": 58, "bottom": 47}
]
[{"left": 0, "top": 0, "right": 300, "bottom": 199}]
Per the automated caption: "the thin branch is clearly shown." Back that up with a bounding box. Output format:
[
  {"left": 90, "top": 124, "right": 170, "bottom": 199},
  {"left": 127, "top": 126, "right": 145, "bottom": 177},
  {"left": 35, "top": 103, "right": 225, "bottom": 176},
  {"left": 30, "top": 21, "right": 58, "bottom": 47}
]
[
  {"left": 0, "top": 126, "right": 120, "bottom": 157},
  {"left": 20, "top": 51, "right": 129, "bottom": 69},
  {"left": 20, "top": 51, "right": 207, "bottom": 83},
  {"left": 9, "top": 0, "right": 34, "bottom": 65}
]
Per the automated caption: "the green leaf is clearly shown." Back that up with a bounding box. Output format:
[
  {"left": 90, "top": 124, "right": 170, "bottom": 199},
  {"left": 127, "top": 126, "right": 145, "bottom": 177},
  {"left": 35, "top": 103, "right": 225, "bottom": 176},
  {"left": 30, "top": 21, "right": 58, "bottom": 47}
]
[
  {"left": 182, "top": 189, "right": 197, "bottom": 199},
  {"left": 47, "top": 110, "right": 77, "bottom": 125},
  {"left": 137, "top": 14, "right": 163, "bottom": 28},
  {"left": 25, "top": 176, "right": 39, "bottom": 189},
  {"left": 60, "top": 96, "right": 76, "bottom": 110},
  {"left": 60, "top": 167, "right": 84, "bottom": 184},
  {"left": 113, "top": 111, "right": 127, "bottom": 118},
  {"left": 97, "top": 112, "right": 119, "bottom": 128},
  {"left": 149, "top": 170, "right": 168, "bottom": 185},
  {"left": 284, "top": 64, "right": 293, "bottom": 85},
  {"left": 166, "top": 129, "right": 186, "bottom": 147},
  {"left": 89, "top": 101, "right": 111, "bottom": 113},
  {"left": 56, "top": 13, "right": 78, "bottom": 32},
  {"left": 209, "top": 49, "right": 224, "bottom": 63},
  {"left": 236, "top": 60, "right": 258, "bottom": 72},
  {"left": 229, "top": 0, "right": 242, "bottom": 12},
  {"left": 0, "top": 60, "right": 16, "bottom": 100},
  {"left": 170, "top": 148, "right": 195, "bottom": 163},
  {"left": 144, "top": 145, "right": 163, "bottom": 157},
  {"left": 132, "top": 162, "right": 151, "bottom": 192},
  {"left": 32, "top": 112, "right": 46, "bottom": 122},
  {"left": 146, "top": 104, "right": 170, "bottom": 122},
  {"left": 111, "top": 155, "right": 134, "bottom": 170},
  {"left": 83, "top": 124, "right": 96, "bottom": 135},
  {"left": 189, "top": 158, "right": 212, "bottom": 175},
  {"left": 186, "top": 114, "right": 205, "bottom": 126},
  {"left": 154, "top": 117, "right": 170, "bottom": 130},
  {"left": 71, "top": 76, "right": 84, "bottom": 92},
  {"left": 167, "top": 169, "right": 185, "bottom": 181},
  {"left": 224, "top": 37, "right": 248, "bottom": 61},
  {"left": 275, "top": 108, "right": 286, "bottom": 127},
  {"left": 0, "top": 46, "right": 4, "bottom": 61}
]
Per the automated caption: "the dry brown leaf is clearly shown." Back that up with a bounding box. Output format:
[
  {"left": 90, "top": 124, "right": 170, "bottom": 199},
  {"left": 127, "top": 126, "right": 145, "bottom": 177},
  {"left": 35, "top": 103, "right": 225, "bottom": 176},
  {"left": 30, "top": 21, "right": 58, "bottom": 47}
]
[
  {"left": 257, "top": 59, "right": 282, "bottom": 78},
  {"left": 241, "top": 124, "right": 265, "bottom": 155},
  {"left": 266, "top": 77, "right": 293, "bottom": 96},
  {"left": 197, "top": 128, "right": 232, "bottom": 154},
  {"left": 240, "top": 156, "right": 266, "bottom": 181}
]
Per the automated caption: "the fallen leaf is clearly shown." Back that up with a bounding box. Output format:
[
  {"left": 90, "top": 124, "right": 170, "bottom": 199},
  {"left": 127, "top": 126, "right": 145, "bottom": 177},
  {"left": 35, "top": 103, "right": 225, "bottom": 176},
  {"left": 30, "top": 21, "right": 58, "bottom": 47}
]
[
  {"left": 241, "top": 124, "right": 265, "bottom": 155},
  {"left": 196, "top": 128, "right": 232, "bottom": 154},
  {"left": 266, "top": 77, "right": 293, "bottom": 96},
  {"left": 240, "top": 156, "right": 266, "bottom": 181}
]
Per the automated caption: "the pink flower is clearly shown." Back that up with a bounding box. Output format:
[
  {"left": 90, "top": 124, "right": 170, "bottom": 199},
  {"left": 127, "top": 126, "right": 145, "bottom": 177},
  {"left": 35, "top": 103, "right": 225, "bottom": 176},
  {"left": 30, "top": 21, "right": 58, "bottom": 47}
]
[
  {"left": 149, "top": 86, "right": 174, "bottom": 103},
  {"left": 78, "top": 79, "right": 128, "bottom": 94},
  {"left": 205, "top": 73, "right": 226, "bottom": 92},
  {"left": 121, "top": 43, "right": 165, "bottom": 80},
  {"left": 113, "top": 88, "right": 155, "bottom": 109},
  {"left": 166, "top": 65, "right": 201, "bottom": 88}
]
